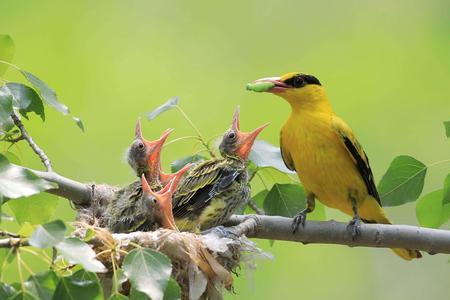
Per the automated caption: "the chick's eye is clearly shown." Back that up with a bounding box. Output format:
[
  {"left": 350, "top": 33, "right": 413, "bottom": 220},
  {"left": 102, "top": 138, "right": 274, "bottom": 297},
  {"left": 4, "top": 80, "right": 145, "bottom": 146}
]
[
  {"left": 138, "top": 142, "right": 144, "bottom": 149},
  {"left": 227, "top": 132, "right": 236, "bottom": 140},
  {"left": 152, "top": 198, "right": 157, "bottom": 204}
]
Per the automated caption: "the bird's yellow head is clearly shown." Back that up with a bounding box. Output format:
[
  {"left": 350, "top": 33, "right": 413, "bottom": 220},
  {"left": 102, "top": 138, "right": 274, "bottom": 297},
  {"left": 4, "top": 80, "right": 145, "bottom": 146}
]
[{"left": 247, "top": 72, "right": 330, "bottom": 111}]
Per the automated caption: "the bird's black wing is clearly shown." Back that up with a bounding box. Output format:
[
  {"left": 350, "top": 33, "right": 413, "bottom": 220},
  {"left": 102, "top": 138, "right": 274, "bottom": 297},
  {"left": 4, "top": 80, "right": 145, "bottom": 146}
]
[{"left": 332, "top": 116, "right": 381, "bottom": 206}]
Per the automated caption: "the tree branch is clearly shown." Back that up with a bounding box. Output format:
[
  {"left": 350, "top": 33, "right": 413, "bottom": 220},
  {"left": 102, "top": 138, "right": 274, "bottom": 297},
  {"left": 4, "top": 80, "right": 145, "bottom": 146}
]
[
  {"left": 225, "top": 215, "right": 450, "bottom": 254},
  {"left": 11, "top": 112, "right": 53, "bottom": 172}
]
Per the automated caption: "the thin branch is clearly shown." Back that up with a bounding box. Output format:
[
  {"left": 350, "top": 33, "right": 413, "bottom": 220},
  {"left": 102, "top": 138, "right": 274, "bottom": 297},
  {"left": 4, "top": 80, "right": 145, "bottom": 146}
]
[
  {"left": 225, "top": 215, "right": 450, "bottom": 254},
  {"left": 11, "top": 112, "right": 53, "bottom": 172},
  {"left": 247, "top": 199, "right": 265, "bottom": 215}
]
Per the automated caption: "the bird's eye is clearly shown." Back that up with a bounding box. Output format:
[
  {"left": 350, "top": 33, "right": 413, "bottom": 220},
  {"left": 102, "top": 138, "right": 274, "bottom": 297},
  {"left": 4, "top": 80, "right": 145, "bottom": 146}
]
[
  {"left": 138, "top": 142, "right": 144, "bottom": 149},
  {"left": 292, "top": 75, "right": 304, "bottom": 88},
  {"left": 152, "top": 198, "right": 157, "bottom": 204},
  {"left": 227, "top": 131, "right": 236, "bottom": 140}
]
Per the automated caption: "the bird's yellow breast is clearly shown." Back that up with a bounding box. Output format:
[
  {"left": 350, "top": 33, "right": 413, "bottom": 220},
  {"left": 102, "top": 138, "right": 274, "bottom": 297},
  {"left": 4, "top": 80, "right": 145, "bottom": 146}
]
[{"left": 281, "top": 111, "right": 366, "bottom": 215}]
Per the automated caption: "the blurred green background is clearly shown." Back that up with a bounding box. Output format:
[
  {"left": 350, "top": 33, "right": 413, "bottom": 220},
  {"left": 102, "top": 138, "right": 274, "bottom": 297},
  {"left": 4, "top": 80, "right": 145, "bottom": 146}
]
[{"left": 1, "top": 0, "right": 450, "bottom": 299}]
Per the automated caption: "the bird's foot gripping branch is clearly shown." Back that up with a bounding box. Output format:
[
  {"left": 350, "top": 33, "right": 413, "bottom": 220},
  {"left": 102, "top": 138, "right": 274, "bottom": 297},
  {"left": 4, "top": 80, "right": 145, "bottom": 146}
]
[{"left": 1, "top": 35, "right": 450, "bottom": 299}]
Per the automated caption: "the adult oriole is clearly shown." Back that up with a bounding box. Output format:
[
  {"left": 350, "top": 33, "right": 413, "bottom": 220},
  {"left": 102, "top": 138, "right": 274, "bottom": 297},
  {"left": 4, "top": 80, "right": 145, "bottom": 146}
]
[{"left": 248, "top": 72, "right": 421, "bottom": 260}]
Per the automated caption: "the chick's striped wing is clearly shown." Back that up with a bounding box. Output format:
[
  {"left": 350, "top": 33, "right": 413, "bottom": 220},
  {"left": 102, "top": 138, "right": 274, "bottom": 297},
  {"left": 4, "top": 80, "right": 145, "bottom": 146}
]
[
  {"left": 332, "top": 116, "right": 381, "bottom": 206},
  {"left": 172, "top": 159, "right": 234, "bottom": 218}
]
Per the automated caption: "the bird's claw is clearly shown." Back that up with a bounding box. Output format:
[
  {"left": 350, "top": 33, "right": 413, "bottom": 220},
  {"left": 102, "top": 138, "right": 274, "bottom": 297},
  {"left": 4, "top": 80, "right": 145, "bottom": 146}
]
[
  {"left": 347, "top": 217, "right": 361, "bottom": 240},
  {"left": 291, "top": 211, "right": 307, "bottom": 234}
]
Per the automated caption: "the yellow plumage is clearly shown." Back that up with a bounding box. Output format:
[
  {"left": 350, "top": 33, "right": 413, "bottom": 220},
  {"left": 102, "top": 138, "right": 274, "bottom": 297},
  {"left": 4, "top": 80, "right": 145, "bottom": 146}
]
[{"left": 256, "top": 73, "right": 420, "bottom": 260}]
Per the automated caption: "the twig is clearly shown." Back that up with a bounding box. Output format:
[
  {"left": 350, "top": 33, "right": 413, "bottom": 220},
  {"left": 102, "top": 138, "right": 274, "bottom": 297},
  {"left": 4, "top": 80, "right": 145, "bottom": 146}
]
[
  {"left": 225, "top": 215, "right": 450, "bottom": 254},
  {"left": 247, "top": 199, "right": 265, "bottom": 215},
  {"left": 10, "top": 112, "right": 53, "bottom": 172},
  {"left": 0, "top": 231, "right": 21, "bottom": 238}
]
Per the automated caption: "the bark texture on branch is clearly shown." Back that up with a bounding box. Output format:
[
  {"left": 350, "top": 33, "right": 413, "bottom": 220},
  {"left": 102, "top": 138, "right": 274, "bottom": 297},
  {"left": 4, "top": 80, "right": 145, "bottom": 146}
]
[{"left": 226, "top": 215, "right": 450, "bottom": 254}]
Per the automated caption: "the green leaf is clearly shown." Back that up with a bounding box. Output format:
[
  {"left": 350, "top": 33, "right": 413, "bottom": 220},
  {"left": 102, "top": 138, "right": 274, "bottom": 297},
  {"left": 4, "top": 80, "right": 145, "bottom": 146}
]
[
  {"left": 444, "top": 121, "right": 450, "bottom": 138},
  {"left": 4, "top": 151, "right": 21, "bottom": 165},
  {"left": 243, "top": 189, "right": 268, "bottom": 214},
  {"left": 146, "top": 96, "right": 179, "bottom": 120},
  {"left": 3, "top": 83, "right": 45, "bottom": 121},
  {"left": 109, "top": 293, "right": 129, "bottom": 300},
  {"left": 0, "top": 154, "right": 56, "bottom": 199},
  {"left": 0, "top": 87, "right": 13, "bottom": 124},
  {"left": 378, "top": 155, "right": 427, "bottom": 206},
  {"left": 123, "top": 248, "right": 172, "bottom": 300},
  {"left": 416, "top": 190, "right": 450, "bottom": 228},
  {"left": 20, "top": 71, "right": 69, "bottom": 115},
  {"left": 263, "top": 183, "right": 325, "bottom": 220},
  {"left": 249, "top": 140, "right": 295, "bottom": 174},
  {"left": 0, "top": 34, "right": 15, "bottom": 76},
  {"left": 170, "top": 154, "right": 205, "bottom": 173},
  {"left": 163, "top": 278, "right": 181, "bottom": 300},
  {"left": 130, "top": 289, "right": 150, "bottom": 300},
  {"left": 0, "top": 282, "right": 16, "bottom": 299},
  {"left": 6, "top": 291, "right": 39, "bottom": 300},
  {"left": 29, "top": 220, "right": 67, "bottom": 248},
  {"left": 53, "top": 270, "right": 103, "bottom": 300},
  {"left": 7, "top": 193, "right": 59, "bottom": 225},
  {"left": 24, "top": 270, "right": 59, "bottom": 300},
  {"left": 1, "top": 212, "right": 14, "bottom": 222},
  {"left": 443, "top": 174, "right": 450, "bottom": 205},
  {"left": 55, "top": 237, "right": 107, "bottom": 273},
  {"left": 72, "top": 116, "right": 84, "bottom": 132}
]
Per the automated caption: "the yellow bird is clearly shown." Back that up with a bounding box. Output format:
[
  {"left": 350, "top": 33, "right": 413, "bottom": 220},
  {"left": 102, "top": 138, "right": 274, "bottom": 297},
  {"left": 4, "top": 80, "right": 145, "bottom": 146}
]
[{"left": 248, "top": 72, "right": 421, "bottom": 260}]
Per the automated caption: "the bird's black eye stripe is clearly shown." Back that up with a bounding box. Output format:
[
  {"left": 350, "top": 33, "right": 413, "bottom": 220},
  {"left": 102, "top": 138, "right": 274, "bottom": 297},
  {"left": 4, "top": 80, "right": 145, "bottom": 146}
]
[{"left": 284, "top": 74, "right": 321, "bottom": 88}]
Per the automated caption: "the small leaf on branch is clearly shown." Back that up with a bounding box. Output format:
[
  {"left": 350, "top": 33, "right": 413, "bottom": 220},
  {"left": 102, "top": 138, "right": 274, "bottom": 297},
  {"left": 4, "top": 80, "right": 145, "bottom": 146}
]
[
  {"left": 444, "top": 121, "right": 450, "bottom": 138},
  {"left": 0, "top": 155, "right": 56, "bottom": 199},
  {"left": 416, "top": 189, "right": 450, "bottom": 228},
  {"left": 170, "top": 154, "right": 205, "bottom": 172},
  {"left": 23, "top": 270, "right": 59, "bottom": 300},
  {"left": 7, "top": 193, "right": 58, "bottom": 225},
  {"left": 72, "top": 116, "right": 85, "bottom": 132},
  {"left": 1, "top": 212, "right": 14, "bottom": 222},
  {"left": 443, "top": 174, "right": 450, "bottom": 205},
  {"left": 55, "top": 237, "right": 107, "bottom": 273},
  {"left": 0, "top": 88, "right": 13, "bottom": 124},
  {"left": 0, "top": 282, "right": 16, "bottom": 299},
  {"left": 146, "top": 96, "right": 179, "bottom": 120},
  {"left": 53, "top": 269, "right": 103, "bottom": 300},
  {"left": 378, "top": 155, "right": 427, "bottom": 206},
  {"left": 4, "top": 151, "right": 21, "bottom": 165},
  {"left": 263, "top": 183, "right": 325, "bottom": 220},
  {"left": 163, "top": 278, "right": 181, "bottom": 300},
  {"left": 109, "top": 293, "right": 129, "bottom": 300},
  {"left": 249, "top": 140, "right": 295, "bottom": 174},
  {"left": 0, "top": 34, "right": 15, "bottom": 76},
  {"left": 20, "top": 71, "right": 70, "bottom": 115},
  {"left": 123, "top": 248, "right": 172, "bottom": 300},
  {"left": 3, "top": 83, "right": 45, "bottom": 121},
  {"left": 29, "top": 220, "right": 67, "bottom": 248}
]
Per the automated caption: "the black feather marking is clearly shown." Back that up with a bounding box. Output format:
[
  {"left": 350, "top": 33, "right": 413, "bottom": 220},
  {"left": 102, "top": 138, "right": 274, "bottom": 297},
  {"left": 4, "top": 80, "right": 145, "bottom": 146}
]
[{"left": 342, "top": 137, "right": 382, "bottom": 206}]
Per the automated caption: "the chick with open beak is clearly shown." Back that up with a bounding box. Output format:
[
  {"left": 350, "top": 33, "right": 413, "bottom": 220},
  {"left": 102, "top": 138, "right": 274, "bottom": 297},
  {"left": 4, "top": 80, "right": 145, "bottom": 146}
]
[{"left": 171, "top": 107, "right": 268, "bottom": 232}]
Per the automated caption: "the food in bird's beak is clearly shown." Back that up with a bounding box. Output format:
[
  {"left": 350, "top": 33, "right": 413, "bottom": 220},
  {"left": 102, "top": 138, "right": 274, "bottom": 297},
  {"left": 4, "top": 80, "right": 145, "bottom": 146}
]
[{"left": 246, "top": 82, "right": 275, "bottom": 93}]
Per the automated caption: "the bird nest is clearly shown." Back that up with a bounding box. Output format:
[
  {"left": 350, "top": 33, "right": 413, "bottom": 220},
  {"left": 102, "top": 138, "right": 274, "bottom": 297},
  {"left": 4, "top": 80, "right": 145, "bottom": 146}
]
[{"left": 74, "top": 207, "right": 271, "bottom": 300}]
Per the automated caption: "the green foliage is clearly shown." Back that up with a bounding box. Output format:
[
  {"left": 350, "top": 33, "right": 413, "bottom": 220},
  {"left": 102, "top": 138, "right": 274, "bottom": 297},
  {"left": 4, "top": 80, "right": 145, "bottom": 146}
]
[
  {"left": 146, "top": 96, "right": 179, "bottom": 120},
  {"left": 378, "top": 155, "right": 427, "bottom": 206},
  {"left": 23, "top": 271, "right": 59, "bottom": 300},
  {"left": 163, "top": 278, "right": 181, "bottom": 300},
  {"left": 7, "top": 194, "right": 58, "bottom": 225},
  {"left": 416, "top": 190, "right": 450, "bottom": 228},
  {"left": 122, "top": 248, "right": 172, "bottom": 300},
  {"left": 263, "top": 183, "right": 325, "bottom": 220},
  {"left": 0, "top": 155, "right": 56, "bottom": 200},
  {"left": 170, "top": 154, "right": 205, "bottom": 172},
  {"left": 0, "top": 88, "right": 13, "bottom": 124},
  {"left": 444, "top": 121, "right": 450, "bottom": 138},
  {"left": 0, "top": 34, "right": 14, "bottom": 76},
  {"left": 3, "top": 83, "right": 45, "bottom": 121},
  {"left": 443, "top": 174, "right": 450, "bottom": 205},
  {"left": 0, "top": 282, "right": 16, "bottom": 299},
  {"left": 55, "top": 237, "right": 107, "bottom": 273},
  {"left": 29, "top": 220, "right": 67, "bottom": 248},
  {"left": 53, "top": 270, "right": 103, "bottom": 300}
]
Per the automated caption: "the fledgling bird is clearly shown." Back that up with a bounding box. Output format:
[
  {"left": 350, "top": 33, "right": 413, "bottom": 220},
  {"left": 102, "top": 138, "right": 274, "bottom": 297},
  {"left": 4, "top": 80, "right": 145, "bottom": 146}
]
[
  {"left": 127, "top": 119, "right": 173, "bottom": 188},
  {"left": 248, "top": 72, "right": 421, "bottom": 260},
  {"left": 172, "top": 108, "right": 268, "bottom": 232},
  {"left": 106, "top": 121, "right": 190, "bottom": 233}
]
